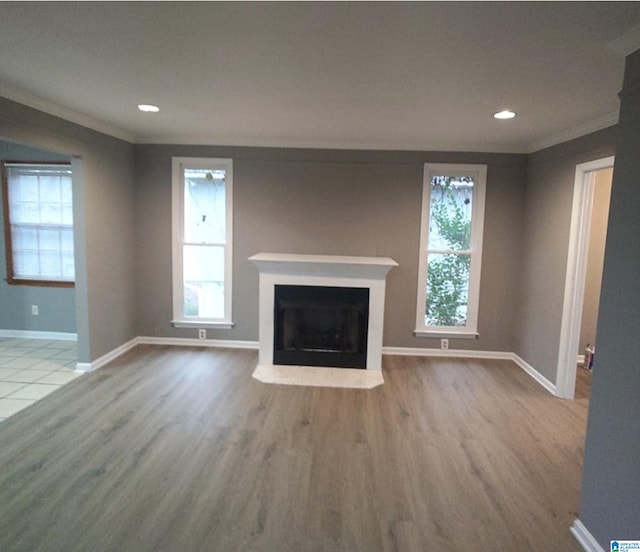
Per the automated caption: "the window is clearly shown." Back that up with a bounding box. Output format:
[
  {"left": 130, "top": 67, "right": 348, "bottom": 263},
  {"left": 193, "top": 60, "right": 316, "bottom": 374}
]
[
  {"left": 2, "top": 161, "right": 74, "bottom": 286},
  {"left": 172, "top": 157, "right": 233, "bottom": 328},
  {"left": 415, "top": 164, "right": 486, "bottom": 337}
]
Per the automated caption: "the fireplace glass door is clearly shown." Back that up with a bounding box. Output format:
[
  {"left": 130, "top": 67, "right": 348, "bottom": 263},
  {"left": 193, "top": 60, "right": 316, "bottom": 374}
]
[{"left": 274, "top": 285, "right": 369, "bottom": 368}]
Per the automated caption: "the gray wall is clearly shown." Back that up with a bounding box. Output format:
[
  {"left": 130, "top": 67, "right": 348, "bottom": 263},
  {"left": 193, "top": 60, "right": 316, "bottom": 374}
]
[
  {"left": 579, "top": 168, "right": 612, "bottom": 355},
  {"left": 0, "top": 140, "right": 76, "bottom": 332},
  {"left": 135, "top": 145, "right": 526, "bottom": 351},
  {"left": 514, "top": 127, "right": 616, "bottom": 383},
  {"left": 580, "top": 48, "right": 640, "bottom": 547},
  {"left": 0, "top": 98, "right": 136, "bottom": 362}
]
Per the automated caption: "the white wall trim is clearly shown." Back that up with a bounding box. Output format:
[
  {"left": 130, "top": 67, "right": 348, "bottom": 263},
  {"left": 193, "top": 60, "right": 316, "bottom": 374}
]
[
  {"left": 137, "top": 336, "right": 259, "bottom": 349},
  {"left": 0, "top": 83, "right": 135, "bottom": 143},
  {"left": 557, "top": 156, "right": 615, "bottom": 399},
  {"left": 70, "top": 336, "right": 557, "bottom": 397},
  {"left": 383, "top": 347, "right": 557, "bottom": 396},
  {"left": 415, "top": 164, "right": 487, "bottom": 337},
  {"left": 383, "top": 346, "right": 512, "bottom": 360},
  {"left": 171, "top": 157, "right": 234, "bottom": 327},
  {"left": 570, "top": 519, "right": 605, "bottom": 552},
  {"left": 511, "top": 353, "right": 557, "bottom": 395},
  {"left": 526, "top": 111, "right": 618, "bottom": 154},
  {"left": 0, "top": 329, "right": 77, "bottom": 341},
  {"left": 74, "top": 337, "right": 139, "bottom": 373},
  {"left": 75, "top": 337, "right": 258, "bottom": 373}
]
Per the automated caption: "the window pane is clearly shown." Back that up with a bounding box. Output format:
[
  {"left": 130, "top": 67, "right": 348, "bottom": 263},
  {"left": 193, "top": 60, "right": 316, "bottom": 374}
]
[
  {"left": 426, "top": 252, "right": 470, "bottom": 327},
  {"left": 61, "top": 228, "right": 74, "bottom": 252},
  {"left": 11, "top": 226, "right": 38, "bottom": 251},
  {"left": 183, "top": 244, "right": 225, "bottom": 318},
  {"left": 428, "top": 176, "right": 473, "bottom": 251},
  {"left": 61, "top": 251, "right": 75, "bottom": 280},
  {"left": 39, "top": 175, "right": 62, "bottom": 202},
  {"left": 61, "top": 178, "right": 73, "bottom": 203},
  {"left": 39, "top": 228, "right": 60, "bottom": 251},
  {"left": 13, "top": 250, "right": 39, "bottom": 278},
  {"left": 183, "top": 168, "right": 226, "bottom": 244},
  {"left": 62, "top": 203, "right": 73, "bottom": 224},
  {"left": 41, "top": 202, "right": 62, "bottom": 224},
  {"left": 11, "top": 175, "right": 38, "bottom": 202},
  {"left": 40, "top": 250, "right": 62, "bottom": 278},
  {"left": 10, "top": 202, "right": 40, "bottom": 224}
]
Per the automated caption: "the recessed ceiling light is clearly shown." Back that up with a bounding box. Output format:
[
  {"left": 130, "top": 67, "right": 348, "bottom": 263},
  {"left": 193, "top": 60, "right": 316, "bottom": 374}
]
[
  {"left": 494, "top": 110, "right": 516, "bottom": 120},
  {"left": 138, "top": 104, "right": 159, "bottom": 113}
]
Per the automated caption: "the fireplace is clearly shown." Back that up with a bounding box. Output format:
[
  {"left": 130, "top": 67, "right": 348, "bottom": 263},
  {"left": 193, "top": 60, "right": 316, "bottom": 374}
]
[
  {"left": 274, "top": 285, "right": 369, "bottom": 369},
  {"left": 250, "top": 253, "right": 397, "bottom": 376}
]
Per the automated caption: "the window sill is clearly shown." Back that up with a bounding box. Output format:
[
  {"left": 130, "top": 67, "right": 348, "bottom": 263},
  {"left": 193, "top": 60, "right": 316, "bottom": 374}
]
[
  {"left": 6, "top": 278, "right": 75, "bottom": 288},
  {"left": 414, "top": 329, "right": 479, "bottom": 339},
  {"left": 172, "top": 320, "right": 234, "bottom": 330}
]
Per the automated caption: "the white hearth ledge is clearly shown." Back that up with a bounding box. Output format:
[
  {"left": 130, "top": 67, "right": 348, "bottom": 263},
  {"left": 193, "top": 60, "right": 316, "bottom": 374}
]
[
  {"left": 253, "top": 364, "right": 384, "bottom": 389},
  {"left": 250, "top": 252, "right": 397, "bottom": 372}
]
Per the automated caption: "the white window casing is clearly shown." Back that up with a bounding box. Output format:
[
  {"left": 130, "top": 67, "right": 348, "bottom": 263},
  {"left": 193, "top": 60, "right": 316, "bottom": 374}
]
[
  {"left": 171, "top": 157, "right": 233, "bottom": 328},
  {"left": 415, "top": 163, "right": 487, "bottom": 338}
]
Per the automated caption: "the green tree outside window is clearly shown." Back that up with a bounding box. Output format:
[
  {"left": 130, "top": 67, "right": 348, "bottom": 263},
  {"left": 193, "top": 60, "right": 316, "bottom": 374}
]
[{"left": 426, "top": 177, "right": 473, "bottom": 326}]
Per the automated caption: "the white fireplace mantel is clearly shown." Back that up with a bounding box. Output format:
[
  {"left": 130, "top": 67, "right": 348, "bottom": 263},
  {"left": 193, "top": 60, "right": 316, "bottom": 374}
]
[
  {"left": 250, "top": 252, "right": 397, "bottom": 377},
  {"left": 249, "top": 252, "right": 398, "bottom": 280}
]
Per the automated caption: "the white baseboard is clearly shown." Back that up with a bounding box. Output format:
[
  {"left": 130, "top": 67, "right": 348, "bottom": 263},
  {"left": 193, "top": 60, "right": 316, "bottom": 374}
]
[
  {"left": 137, "top": 336, "right": 259, "bottom": 349},
  {"left": 74, "top": 362, "right": 92, "bottom": 373},
  {"left": 0, "top": 329, "right": 77, "bottom": 341},
  {"left": 511, "top": 353, "right": 557, "bottom": 395},
  {"left": 382, "top": 346, "right": 557, "bottom": 396},
  {"left": 383, "top": 346, "right": 513, "bottom": 360},
  {"left": 71, "top": 337, "right": 557, "bottom": 397},
  {"left": 75, "top": 337, "right": 139, "bottom": 373},
  {"left": 75, "top": 336, "right": 258, "bottom": 373},
  {"left": 570, "top": 519, "right": 605, "bottom": 552}
]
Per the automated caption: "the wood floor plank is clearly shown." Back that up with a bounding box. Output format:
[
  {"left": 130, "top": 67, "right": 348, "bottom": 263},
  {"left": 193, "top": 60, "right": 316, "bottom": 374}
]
[{"left": 0, "top": 346, "right": 587, "bottom": 551}]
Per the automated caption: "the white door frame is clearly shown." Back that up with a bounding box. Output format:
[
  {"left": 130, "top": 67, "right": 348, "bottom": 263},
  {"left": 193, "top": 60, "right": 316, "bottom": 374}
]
[{"left": 556, "top": 156, "right": 614, "bottom": 399}]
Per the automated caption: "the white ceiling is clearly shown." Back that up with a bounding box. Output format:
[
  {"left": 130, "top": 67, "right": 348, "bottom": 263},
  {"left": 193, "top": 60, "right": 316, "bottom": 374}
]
[{"left": 1, "top": 2, "right": 640, "bottom": 153}]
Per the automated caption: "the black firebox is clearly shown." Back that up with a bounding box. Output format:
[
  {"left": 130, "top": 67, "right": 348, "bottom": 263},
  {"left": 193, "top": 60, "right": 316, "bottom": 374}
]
[{"left": 273, "top": 285, "right": 369, "bottom": 369}]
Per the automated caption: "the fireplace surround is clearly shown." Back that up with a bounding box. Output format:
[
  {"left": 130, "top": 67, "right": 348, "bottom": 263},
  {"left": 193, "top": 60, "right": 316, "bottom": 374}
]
[{"left": 250, "top": 253, "right": 397, "bottom": 386}]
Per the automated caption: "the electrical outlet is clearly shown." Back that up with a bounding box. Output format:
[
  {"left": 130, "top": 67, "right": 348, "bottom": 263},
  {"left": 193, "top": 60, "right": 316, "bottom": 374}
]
[
  {"left": 198, "top": 329, "right": 206, "bottom": 340},
  {"left": 31, "top": 305, "right": 39, "bottom": 316},
  {"left": 440, "top": 338, "right": 449, "bottom": 350}
]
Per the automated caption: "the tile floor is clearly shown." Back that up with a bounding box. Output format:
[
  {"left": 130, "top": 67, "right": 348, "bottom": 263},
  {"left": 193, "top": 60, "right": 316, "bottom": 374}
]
[{"left": 0, "top": 337, "right": 80, "bottom": 423}]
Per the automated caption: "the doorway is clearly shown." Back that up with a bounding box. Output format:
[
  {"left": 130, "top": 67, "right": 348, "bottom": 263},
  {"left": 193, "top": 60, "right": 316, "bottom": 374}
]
[{"left": 556, "top": 157, "right": 614, "bottom": 399}]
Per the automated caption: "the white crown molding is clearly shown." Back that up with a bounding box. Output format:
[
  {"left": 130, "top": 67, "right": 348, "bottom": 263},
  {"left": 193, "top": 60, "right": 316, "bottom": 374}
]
[
  {"left": 525, "top": 111, "right": 619, "bottom": 154},
  {"left": 608, "top": 23, "right": 640, "bottom": 57},
  {"left": 0, "top": 83, "right": 135, "bottom": 144},
  {"left": 0, "top": 82, "right": 617, "bottom": 155},
  {"left": 135, "top": 133, "right": 524, "bottom": 154}
]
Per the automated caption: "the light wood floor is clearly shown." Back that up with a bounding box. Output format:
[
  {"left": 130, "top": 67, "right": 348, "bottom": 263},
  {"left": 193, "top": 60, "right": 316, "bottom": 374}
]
[
  {"left": 0, "top": 346, "right": 588, "bottom": 551},
  {"left": 575, "top": 365, "right": 592, "bottom": 401}
]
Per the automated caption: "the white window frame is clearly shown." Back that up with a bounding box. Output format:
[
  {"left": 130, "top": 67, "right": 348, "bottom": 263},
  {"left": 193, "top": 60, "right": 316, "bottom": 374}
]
[
  {"left": 415, "top": 163, "right": 487, "bottom": 338},
  {"left": 2, "top": 161, "right": 75, "bottom": 287},
  {"left": 171, "top": 157, "right": 233, "bottom": 329}
]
